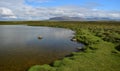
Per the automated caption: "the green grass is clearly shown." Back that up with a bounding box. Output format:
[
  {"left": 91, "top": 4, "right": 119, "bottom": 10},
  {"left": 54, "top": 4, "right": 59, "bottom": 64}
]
[{"left": 0, "top": 21, "right": 120, "bottom": 71}]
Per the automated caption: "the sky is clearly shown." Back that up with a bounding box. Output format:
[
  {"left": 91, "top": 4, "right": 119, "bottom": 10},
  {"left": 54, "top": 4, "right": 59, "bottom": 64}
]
[{"left": 0, "top": 0, "right": 120, "bottom": 20}]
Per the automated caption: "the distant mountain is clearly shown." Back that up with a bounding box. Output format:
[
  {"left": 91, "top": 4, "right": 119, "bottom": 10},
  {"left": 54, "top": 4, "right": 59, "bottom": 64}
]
[
  {"left": 49, "top": 16, "right": 85, "bottom": 21},
  {"left": 49, "top": 16, "right": 120, "bottom": 21}
]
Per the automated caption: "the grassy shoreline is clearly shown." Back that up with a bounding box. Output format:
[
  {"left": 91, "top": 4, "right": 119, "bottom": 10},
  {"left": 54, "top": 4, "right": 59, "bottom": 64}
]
[{"left": 0, "top": 21, "right": 120, "bottom": 71}]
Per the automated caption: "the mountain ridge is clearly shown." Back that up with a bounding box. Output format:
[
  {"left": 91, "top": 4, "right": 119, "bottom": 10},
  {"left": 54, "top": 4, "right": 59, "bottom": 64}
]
[{"left": 49, "top": 16, "right": 120, "bottom": 21}]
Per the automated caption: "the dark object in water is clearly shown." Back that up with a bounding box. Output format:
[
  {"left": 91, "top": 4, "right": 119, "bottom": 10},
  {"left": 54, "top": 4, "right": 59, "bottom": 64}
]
[
  {"left": 38, "top": 36, "right": 42, "bottom": 39},
  {"left": 71, "top": 38, "right": 77, "bottom": 41},
  {"left": 76, "top": 47, "right": 81, "bottom": 50},
  {"left": 77, "top": 46, "right": 86, "bottom": 51}
]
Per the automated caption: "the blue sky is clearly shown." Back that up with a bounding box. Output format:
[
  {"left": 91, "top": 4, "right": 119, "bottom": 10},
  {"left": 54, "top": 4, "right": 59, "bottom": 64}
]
[
  {"left": 0, "top": 0, "right": 120, "bottom": 20},
  {"left": 24, "top": 0, "right": 120, "bottom": 11}
]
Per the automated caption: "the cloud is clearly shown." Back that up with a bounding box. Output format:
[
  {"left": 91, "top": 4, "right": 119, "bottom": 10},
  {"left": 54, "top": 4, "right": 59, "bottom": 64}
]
[
  {"left": 0, "top": 7, "right": 17, "bottom": 19},
  {"left": 0, "top": 0, "right": 120, "bottom": 20},
  {"left": 26, "top": 0, "right": 51, "bottom": 3},
  {"left": 20, "top": 6, "right": 120, "bottom": 20},
  {"left": 0, "top": 0, "right": 24, "bottom": 8}
]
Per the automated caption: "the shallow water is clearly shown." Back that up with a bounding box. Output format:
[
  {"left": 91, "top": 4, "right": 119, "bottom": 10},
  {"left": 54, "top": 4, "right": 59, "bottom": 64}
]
[{"left": 0, "top": 25, "right": 83, "bottom": 71}]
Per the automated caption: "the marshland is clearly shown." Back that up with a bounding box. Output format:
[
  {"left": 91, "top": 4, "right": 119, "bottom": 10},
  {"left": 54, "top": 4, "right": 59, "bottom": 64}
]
[{"left": 0, "top": 21, "right": 120, "bottom": 71}]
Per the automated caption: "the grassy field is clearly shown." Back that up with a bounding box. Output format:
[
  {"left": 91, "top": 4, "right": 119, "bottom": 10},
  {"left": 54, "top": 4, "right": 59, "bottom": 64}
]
[{"left": 0, "top": 21, "right": 120, "bottom": 71}]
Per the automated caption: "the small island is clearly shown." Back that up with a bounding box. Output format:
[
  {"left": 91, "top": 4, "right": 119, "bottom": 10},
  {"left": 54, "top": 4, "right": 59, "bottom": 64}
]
[{"left": 38, "top": 36, "right": 43, "bottom": 39}]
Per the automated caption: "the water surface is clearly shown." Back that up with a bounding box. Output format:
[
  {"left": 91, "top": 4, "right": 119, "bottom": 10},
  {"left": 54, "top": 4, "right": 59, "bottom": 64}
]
[{"left": 0, "top": 25, "right": 83, "bottom": 71}]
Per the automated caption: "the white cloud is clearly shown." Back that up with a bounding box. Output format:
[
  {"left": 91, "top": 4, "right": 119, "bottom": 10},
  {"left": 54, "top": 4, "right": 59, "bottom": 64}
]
[
  {"left": 0, "top": 7, "right": 17, "bottom": 19},
  {"left": 0, "top": 0, "right": 24, "bottom": 8},
  {"left": 26, "top": 0, "right": 51, "bottom": 3},
  {"left": 0, "top": 0, "right": 120, "bottom": 20},
  {"left": 21, "top": 6, "right": 120, "bottom": 20},
  {"left": 109, "top": 13, "right": 120, "bottom": 18}
]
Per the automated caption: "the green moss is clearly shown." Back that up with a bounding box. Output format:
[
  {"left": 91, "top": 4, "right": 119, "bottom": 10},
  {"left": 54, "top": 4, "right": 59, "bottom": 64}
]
[
  {"left": 53, "top": 60, "right": 62, "bottom": 67},
  {"left": 28, "top": 65, "right": 56, "bottom": 71},
  {"left": 115, "top": 45, "right": 120, "bottom": 51}
]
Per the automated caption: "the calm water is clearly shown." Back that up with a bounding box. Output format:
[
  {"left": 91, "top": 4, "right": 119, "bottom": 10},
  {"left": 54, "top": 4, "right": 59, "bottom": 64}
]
[{"left": 0, "top": 25, "right": 83, "bottom": 71}]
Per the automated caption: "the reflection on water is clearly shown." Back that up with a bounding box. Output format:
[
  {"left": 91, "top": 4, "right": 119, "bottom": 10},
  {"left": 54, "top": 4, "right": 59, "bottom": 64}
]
[{"left": 0, "top": 25, "right": 83, "bottom": 71}]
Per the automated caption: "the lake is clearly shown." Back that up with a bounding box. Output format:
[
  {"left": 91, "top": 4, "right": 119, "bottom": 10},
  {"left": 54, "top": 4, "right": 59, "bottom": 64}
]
[{"left": 0, "top": 25, "right": 83, "bottom": 71}]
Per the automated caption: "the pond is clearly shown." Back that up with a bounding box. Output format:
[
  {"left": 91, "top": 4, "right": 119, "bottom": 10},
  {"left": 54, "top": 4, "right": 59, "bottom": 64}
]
[{"left": 0, "top": 25, "right": 83, "bottom": 71}]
